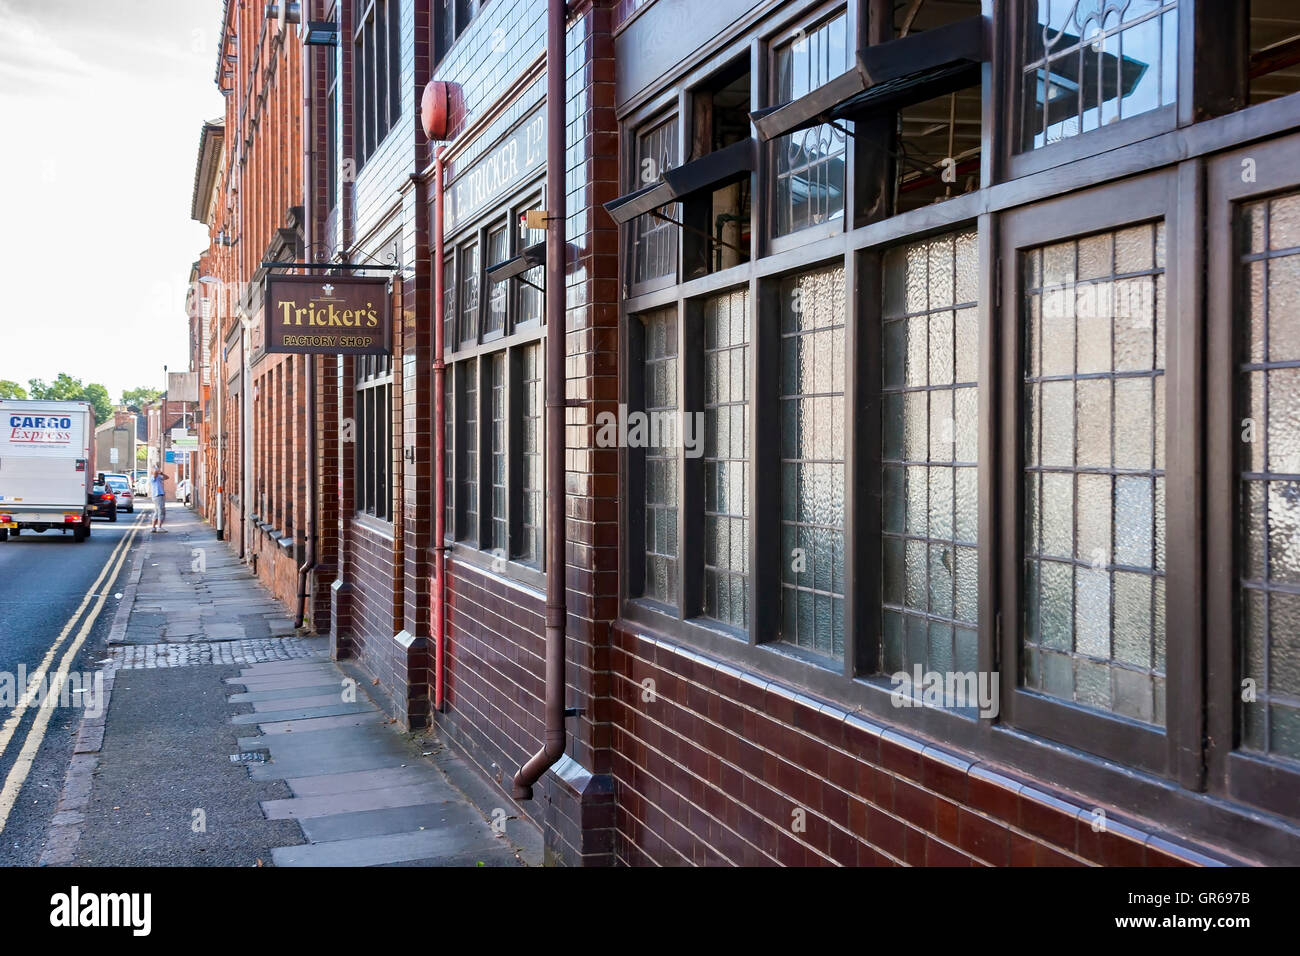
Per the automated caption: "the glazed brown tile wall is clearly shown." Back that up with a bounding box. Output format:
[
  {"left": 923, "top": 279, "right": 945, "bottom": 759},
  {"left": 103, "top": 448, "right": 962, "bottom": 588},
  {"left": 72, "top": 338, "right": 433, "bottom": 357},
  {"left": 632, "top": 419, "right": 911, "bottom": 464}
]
[{"left": 609, "top": 621, "right": 1239, "bottom": 867}]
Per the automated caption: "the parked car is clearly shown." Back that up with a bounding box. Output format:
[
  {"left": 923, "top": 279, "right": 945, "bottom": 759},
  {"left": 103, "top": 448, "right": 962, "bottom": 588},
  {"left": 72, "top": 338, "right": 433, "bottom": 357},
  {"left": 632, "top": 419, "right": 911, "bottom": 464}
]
[
  {"left": 102, "top": 473, "right": 134, "bottom": 513},
  {"left": 87, "top": 484, "right": 117, "bottom": 522},
  {"left": 134, "top": 474, "right": 151, "bottom": 496},
  {"left": 176, "top": 478, "right": 192, "bottom": 506}
]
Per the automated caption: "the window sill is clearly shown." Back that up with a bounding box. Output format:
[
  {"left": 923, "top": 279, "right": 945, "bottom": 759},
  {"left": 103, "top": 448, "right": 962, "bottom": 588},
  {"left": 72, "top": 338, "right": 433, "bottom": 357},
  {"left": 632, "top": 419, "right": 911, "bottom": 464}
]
[
  {"left": 352, "top": 511, "right": 395, "bottom": 541},
  {"left": 444, "top": 540, "right": 545, "bottom": 595}
]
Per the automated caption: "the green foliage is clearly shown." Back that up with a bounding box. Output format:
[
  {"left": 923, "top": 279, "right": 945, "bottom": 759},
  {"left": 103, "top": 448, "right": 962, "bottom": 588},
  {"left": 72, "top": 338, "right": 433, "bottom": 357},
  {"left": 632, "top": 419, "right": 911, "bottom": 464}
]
[
  {"left": 27, "top": 373, "right": 114, "bottom": 424},
  {"left": 0, "top": 380, "right": 27, "bottom": 399},
  {"left": 121, "top": 386, "right": 163, "bottom": 411}
]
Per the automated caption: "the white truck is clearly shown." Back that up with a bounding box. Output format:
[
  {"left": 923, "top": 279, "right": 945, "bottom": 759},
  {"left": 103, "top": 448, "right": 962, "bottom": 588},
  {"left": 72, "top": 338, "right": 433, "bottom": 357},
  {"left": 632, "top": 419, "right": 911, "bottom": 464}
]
[{"left": 0, "top": 400, "right": 95, "bottom": 543}]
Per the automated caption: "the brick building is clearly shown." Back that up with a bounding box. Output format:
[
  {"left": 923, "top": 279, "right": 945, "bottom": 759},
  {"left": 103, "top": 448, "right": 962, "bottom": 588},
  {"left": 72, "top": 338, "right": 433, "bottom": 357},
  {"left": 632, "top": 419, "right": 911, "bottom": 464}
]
[{"left": 189, "top": 0, "right": 1300, "bottom": 866}]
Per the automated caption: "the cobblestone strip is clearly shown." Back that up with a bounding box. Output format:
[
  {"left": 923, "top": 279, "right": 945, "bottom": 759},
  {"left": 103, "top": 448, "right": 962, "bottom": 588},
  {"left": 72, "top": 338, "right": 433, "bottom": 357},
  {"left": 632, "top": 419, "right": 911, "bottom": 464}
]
[{"left": 107, "top": 638, "right": 326, "bottom": 669}]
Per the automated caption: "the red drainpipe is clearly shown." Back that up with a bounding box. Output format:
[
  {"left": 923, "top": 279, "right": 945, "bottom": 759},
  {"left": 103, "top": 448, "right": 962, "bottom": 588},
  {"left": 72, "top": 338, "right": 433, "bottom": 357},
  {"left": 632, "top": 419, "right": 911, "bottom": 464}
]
[
  {"left": 434, "top": 145, "right": 448, "bottom": 712},
  {"left": 513, "top": 0, "right": 568, "bottom": 801}
]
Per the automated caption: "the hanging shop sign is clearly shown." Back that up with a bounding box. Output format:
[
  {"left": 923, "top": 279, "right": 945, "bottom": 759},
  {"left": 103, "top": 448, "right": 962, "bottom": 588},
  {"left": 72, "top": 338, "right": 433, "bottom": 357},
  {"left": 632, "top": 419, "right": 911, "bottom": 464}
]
[
  {"left": 444, "top": 106, "right": 545, "bottom": 233},
  {"left": 263, "top": 274, "right": 391, "bottom": 355}
]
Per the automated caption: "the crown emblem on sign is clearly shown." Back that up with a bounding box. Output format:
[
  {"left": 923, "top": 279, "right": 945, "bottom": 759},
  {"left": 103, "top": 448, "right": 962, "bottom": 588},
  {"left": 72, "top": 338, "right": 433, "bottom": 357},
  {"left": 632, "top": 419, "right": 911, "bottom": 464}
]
[{"left": 322, "top": 283, "right": 335, "bottom": 296}]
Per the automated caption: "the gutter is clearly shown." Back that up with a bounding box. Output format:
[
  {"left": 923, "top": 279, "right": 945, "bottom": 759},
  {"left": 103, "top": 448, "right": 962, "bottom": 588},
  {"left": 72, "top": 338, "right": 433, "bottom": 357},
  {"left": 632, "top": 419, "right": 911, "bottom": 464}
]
[
  {"left": 513, "top": 0, "right": 569, "bottom": 801},
  {"left": 296, "top": 18, "right": 317, "bottom": 630}
]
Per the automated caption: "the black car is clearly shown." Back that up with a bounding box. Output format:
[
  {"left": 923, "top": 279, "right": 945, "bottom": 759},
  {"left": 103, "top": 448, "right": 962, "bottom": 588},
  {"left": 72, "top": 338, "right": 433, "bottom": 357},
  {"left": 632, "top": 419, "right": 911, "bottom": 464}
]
[{"left": 88, "top": 484, "right": 118, "bottom": 521}]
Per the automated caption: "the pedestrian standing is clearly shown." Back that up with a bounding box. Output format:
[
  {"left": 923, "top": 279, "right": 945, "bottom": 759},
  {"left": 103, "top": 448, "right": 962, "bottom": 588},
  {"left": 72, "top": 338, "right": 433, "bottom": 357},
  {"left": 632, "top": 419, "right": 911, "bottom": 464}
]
[{"left": 150, "top": 466, "right": 169, "bottom": 533}]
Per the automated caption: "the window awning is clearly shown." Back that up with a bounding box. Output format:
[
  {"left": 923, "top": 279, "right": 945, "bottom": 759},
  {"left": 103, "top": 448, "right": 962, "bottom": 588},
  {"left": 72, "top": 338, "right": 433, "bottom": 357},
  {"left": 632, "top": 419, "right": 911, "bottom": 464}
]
[
  {"left": 750, "top": 15, "right": 988, "bottom": 142},
  {"left": 486, "top": 241, "right": 545, "bottom": 283},
  {"left": 603, "top": 137, "right": 756, "bottom": 225}
]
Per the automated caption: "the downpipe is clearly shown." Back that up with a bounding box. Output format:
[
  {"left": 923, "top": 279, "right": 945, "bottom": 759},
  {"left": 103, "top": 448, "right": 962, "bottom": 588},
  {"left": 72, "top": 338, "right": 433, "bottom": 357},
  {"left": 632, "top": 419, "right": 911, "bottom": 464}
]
[
  {"left": 513, "top": 0, "right": 568, "bottom": 801},
  {"left": 433, "top": 146, "right": 448, "bottom": 712},
  {"left": 295, "top": 33, "right": 317, "bottom": 631}
]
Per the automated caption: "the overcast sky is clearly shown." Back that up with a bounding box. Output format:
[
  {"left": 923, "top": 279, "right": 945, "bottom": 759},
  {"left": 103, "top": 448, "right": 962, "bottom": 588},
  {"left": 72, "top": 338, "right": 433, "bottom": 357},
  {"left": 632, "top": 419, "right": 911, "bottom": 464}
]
[{"left": 0, "top": 0, "right": 224, "bottom": 402}]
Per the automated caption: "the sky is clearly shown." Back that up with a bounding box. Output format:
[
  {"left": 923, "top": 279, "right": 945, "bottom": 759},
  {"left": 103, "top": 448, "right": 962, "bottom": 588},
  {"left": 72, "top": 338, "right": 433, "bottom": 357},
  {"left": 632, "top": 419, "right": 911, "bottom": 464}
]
[{"left": 0, "top": 0, "right": 224, "bottom": 403}]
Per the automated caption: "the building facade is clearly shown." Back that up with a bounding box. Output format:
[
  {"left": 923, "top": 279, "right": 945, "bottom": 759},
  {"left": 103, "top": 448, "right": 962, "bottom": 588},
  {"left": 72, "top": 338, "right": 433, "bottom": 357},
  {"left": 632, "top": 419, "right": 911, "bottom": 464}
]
[{"left": 189, "top": 0, "right": 1300, "bottom": 865}]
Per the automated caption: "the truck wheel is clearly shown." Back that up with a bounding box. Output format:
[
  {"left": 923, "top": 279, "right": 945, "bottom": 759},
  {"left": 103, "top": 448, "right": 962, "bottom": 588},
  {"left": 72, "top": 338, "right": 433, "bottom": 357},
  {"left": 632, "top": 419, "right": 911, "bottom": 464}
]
[
  {"left": 11, "top": 527, "right": 19, "bottom": 536},
  {"left": 0, "top": 529, "right": 7, "bottom": 542},
  {"left": 72, "top": 526, "right": 86, "bottom": 543},
  {"left": 84, "top": 522, "right": 91, "bottom": 538}
]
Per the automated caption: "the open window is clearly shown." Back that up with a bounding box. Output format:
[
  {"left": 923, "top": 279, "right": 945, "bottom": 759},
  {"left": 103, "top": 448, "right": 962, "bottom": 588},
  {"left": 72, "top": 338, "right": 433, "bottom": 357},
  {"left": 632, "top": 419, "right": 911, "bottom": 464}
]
[
  {"left": 682, "top": 58, "right": 753, "bottom": 278},
  {"left": 1249, "top": 1, "right": 1300, "bottom": 106},
  {"left": 752, "top": 4, "right": 987, "bottom": 222},
  {"left": 607, "top": 60, "right": 757, "bottom": 283}
]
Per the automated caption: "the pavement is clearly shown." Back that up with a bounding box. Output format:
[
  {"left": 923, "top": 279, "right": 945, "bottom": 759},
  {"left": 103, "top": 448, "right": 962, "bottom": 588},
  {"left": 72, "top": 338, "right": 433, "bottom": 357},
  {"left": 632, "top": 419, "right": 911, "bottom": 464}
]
[{"left": 40, "top": 503, "right": 541, "bottom": 867}]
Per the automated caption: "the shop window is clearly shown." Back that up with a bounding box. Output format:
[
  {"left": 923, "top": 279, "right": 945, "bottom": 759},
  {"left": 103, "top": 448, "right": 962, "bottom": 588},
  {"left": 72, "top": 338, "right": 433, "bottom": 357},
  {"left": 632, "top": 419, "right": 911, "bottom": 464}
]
[
  {"left": 488, "top": 352, "right": 507, "bottom": 553},
  {"left": 442, "top": 255, "right": 455, "bottom": 354},
  {"left": 631, "top": 116, "right": 680, "bottom": 287},
  {"left": 515, "top": 342, "right": 544, "bottom": 567},
  {"left": 683, "top": 62, "right": 753, "bottom": 278},
  {"left": 643, "top": 308, "right": 679, "bottom": 607},
  {"left": 702, "top": 289, "right": 750, "bottom": 629},
  {"left": 456, "top": 359, "right": 478, "bottom": 541},
  {"left": 435, "top": 0, "right": 485, "bottom": 67},
  {"left": 355, "top": 354, "right": 393, "bottom": 522},
  {"left": 443, "top": 371, "right": 454, "bottom": 541},
  {"left": 1238, "top": 190, "right": 1300, "bottom": 762},
  {"left": 1017, "top": 0, "right": 1177, "bottom": 154},
  {"left": 1022, "top": 221, "right": 1168, "bottom": 723},
  {"left": 773, "top": 13, "right": 849, "bottom": 237},
  {"left": 778, "top": 266, "right": 846, "bottom": 659},
  {"left": 459, "top": 241, "right": 480, "bottom": 345},
  {"left": 484, "top": 227, "right": 507, "bottom": 338},
  {"left": 515, "top": 197, "right": 545, "bottom": 327},
  {"left": 1248, "top": 2, "right": 1300, "bottom": 106},
  {"left": 881, "top": 230, "right": 979, "bottom": 680},
  {"left": 354, "top": 0, "right": 402, "bottom": 169}
]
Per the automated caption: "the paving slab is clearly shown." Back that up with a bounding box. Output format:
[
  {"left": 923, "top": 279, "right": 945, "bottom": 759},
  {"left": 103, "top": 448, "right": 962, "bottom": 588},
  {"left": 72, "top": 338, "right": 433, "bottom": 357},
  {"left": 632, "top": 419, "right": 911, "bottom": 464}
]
[
  {"left": 262, "top": 782, "right": 454, "bottom": 819},
  {"left": 270, "top": 826, "right": 515, "bottom": 867},
  {"left": 248, "top": 750, "right": 411, "bottom": 781},
  {"left": 254, "top": 713, "right": 385, "bottom": 735},
  {"left": 251, "top": 693, "right": 349, "bottom": 711},
  {"left": 283, "top": 765, "right": 436, "bottom": 797},
  {"left": 231, "top": 702, "right": 376, "bottom": 724},
  {"left": 229, "top": 683, "right": 344, "bottom": 703},
  {"left": 298, "top": 801, "right": 486, "bottom": 843}
]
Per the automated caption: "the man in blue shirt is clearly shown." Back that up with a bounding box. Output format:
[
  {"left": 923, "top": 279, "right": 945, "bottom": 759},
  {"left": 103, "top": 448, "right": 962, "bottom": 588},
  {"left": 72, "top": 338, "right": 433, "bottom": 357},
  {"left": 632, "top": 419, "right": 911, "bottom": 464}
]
[{"left": 150, "top": 467, "right": 169, "bottom": 533}]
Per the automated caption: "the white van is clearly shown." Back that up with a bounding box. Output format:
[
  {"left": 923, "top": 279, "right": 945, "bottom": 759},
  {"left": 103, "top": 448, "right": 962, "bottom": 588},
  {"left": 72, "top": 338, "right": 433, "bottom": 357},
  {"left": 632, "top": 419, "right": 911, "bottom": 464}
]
[{"left": 0, "top": 400, "right": 95, "bottom": 542}]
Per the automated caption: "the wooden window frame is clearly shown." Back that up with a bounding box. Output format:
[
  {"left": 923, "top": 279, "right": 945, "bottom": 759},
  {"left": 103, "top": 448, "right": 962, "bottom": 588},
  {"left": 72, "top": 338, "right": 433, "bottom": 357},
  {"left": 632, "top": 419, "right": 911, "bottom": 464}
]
[
  {"left": 1206, "top": 131, "right": 1300, "bottom": 820},
  {"left": 355, "top": 353, "right": 394, "bottom": 524}
]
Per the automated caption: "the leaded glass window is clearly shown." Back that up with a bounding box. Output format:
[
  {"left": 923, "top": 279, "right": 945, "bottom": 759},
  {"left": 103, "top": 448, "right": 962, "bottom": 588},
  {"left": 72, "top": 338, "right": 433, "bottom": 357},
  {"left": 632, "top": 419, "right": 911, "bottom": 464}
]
[
  {"left": 703, "top": 289, "right": 750, "bottom": 629},
  {"left": 632, "top": 117, "right": 679, "bottom": 285},
  {"left": 459, "top": 241, "right": 479, "bottom": 345},
  {"left": 1019, "top": 0, "right": 1178, "bottom": 153},
  {"left": 644, "top": 308, "right": 679, "bottom": 605},
  {"left": 882, "top": 230, "right": 980, "bottom": 678},
  {"left": 485, "top": 227, "right": 507, "bottom": 337},
  {"left": 1023, "top": 221, "right": 1167, "bottom": 724},
  {"left": 774, "top": 13, "right": 848, "bottom": 237},
  {"left": 779, "top": 265, "right": 846, "bottom": 658},
  {"left": 1239, "top": 190, "right": 1300, "bottom": 762},
  {"left": 518, "top": 343, "right": 544, "bottom": 567}
]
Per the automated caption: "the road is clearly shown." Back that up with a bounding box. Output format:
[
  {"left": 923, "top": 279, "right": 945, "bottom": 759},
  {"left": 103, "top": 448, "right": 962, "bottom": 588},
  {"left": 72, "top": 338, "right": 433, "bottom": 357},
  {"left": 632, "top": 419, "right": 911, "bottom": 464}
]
[{"left": 0, "top": 508, "right": 147, "bottom": 864}]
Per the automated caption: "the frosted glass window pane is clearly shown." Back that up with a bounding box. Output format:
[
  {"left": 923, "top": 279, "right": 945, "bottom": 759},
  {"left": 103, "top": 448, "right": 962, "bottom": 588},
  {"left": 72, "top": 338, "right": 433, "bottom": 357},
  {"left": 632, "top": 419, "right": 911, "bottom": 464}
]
[
  {"left": 881, "top": 229, "right": 979, "bottom": 684},
  {"left": 643, "top": 308, "right": 678, "bottom": 606},
  {"left": 779, "top": 266, "right": 845, "bottom": 659},
  {"left": 703, "top": 289, "right": 750, "bottom": 630},
  {"left": 1239, "top": 191, "right": 1300, "bottom": 762},
  {"left": 1022, "top": 222, "right": 1165, "bottom": 725}
]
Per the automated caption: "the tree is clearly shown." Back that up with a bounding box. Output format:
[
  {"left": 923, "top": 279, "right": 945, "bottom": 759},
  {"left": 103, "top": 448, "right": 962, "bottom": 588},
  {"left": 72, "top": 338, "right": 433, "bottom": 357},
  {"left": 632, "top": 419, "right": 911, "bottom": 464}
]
[
  {"left": 0, "top": 380, "right": 27, "bottom": 399},
  {"left": 27, "top": 374, "right": 114, "bottom": 424},
  {"left": 121, "top": 386, "right": 163, "bottom": 411}
]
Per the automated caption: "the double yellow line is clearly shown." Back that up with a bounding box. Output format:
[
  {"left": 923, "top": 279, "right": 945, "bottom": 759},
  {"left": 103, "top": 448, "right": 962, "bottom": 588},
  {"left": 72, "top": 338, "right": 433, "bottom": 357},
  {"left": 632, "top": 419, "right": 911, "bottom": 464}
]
[{"left": 0, "top": 514, "right": 147, "bottom": 834}]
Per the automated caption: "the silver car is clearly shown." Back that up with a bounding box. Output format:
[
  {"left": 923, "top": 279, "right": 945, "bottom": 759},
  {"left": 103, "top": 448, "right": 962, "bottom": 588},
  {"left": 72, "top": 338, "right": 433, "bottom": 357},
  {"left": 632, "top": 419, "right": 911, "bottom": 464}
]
[{"left": 103, "top": 474, "right": 135, "bottom": 513}]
